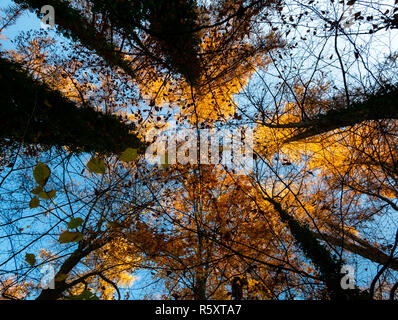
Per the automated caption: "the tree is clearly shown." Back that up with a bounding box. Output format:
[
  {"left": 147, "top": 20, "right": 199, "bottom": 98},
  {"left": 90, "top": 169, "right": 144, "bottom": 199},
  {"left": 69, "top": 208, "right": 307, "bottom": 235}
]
[
  {"left": 1, "top": 0, "right": 398, "bottom": 301},
  {"left": 0, "top": 56, "right": 143, "bottom": 154}
]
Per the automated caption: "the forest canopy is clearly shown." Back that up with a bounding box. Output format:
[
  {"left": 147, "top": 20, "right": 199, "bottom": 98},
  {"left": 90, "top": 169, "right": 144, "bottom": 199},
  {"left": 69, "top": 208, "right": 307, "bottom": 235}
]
[{"left": 0, "top": 0, "right": 398, "bottom": 301}]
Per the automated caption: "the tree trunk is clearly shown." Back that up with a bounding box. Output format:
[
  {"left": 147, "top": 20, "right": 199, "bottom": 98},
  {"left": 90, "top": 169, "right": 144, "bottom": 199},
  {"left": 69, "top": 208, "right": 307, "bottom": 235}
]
[{"left": 0, "top": 57, "right": 144, "bottom": 154}]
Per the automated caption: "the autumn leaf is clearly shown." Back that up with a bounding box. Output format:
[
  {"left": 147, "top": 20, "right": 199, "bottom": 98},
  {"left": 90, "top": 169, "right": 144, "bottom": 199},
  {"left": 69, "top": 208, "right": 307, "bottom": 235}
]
[
  {"left": 43, "top": 99, "right": 52, "bottom": 108},
  {"left": 38, "top": 190, "right": 57, "bottom": 200},
  {"left": 31, "top": 186, "right": 43, "bottom": 195},
  {"left": 25, "top": 253, "right": 36, "bottom": 267},
  {"left": 29, "top": 197, "right": 40, "bottom": 209},
  {"left": 67, "top": 217, "right": 84, "bottom": 229},
  {"left": 120, "top": 148, "right": 138, "bottom": 162},
  {"left": 58, "top": 231, "right": 83, "bottom": 243},
  {"left": 33, "top": 162, "right": 51, "bottom": 186},
  {"left": 54, "top": 273, "right": 68, "bottom": 282},
  {"left": 64, "top": 290, "right": 99, "bottom": 300},
  {"left": 87, "top": 157, "right": 106, "bottom": 174}
]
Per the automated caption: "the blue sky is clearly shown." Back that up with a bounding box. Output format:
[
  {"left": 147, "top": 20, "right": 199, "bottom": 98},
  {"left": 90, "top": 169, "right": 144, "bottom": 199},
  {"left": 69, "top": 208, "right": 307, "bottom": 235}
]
[{"left": 1, "top": 0, "right": 41, "bottom": 50}]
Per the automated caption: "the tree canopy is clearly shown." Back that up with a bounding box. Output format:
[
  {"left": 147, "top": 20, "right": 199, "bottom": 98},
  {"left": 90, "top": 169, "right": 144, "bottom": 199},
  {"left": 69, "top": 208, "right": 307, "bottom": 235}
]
[{"left": 1, "top": 0, "right": 398, "bottom": 301}]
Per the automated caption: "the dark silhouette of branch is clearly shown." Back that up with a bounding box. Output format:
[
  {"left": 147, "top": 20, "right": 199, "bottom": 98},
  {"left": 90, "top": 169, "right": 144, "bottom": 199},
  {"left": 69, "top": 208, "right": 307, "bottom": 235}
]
[{"left": 0, "top": 56, "right": 144, "bottom": 154}]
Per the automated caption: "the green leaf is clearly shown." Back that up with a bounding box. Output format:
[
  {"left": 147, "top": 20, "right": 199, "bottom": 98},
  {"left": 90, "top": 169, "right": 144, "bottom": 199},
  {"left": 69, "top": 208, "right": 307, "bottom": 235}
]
[
  {"left": 29, "top": 197, "right": 40, "bottom": 209},
  {"left": 58, "top": 231, "right": 83, "bottom": 243},
  {"left": 67, "top": 217, "right": 84, "bottom": 229},
  {"left": 87, "top": 157, "right": 106, "bottom": 174},
  {"left": 33, "top": 162, "right": 51, "bottom": 186},
  {"left": 31, "top": 186, "right": 43, "bottom": 195},
  {"left": 120, "top": 148, "right": 138, "bottom": 162},
  {"left": 25, "top": 253, "right": 36, "bottom": 267},
  {"left": 64, "top": 290, "right": 99, "bottom": 300},
  {"left": 79, "top": 290, "right": 99, "bottom": 300},
  {"left": 38, "top": 190, "right": 56, "bottom": 200},
  {"left": 54, "top": 273, "right": 68, "bottom": 282}
]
